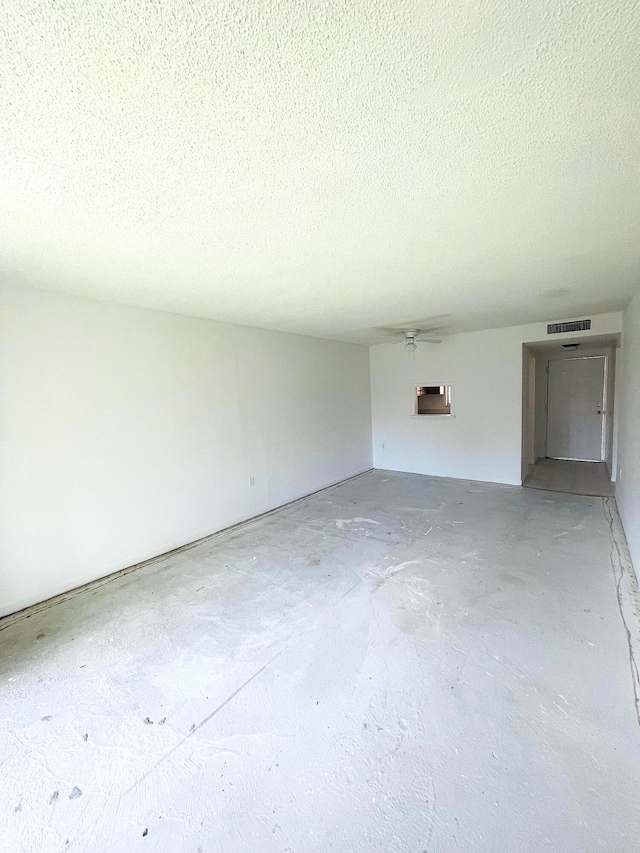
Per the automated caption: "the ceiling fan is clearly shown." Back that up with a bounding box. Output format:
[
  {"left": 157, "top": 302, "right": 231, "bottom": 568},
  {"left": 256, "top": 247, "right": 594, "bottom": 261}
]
[{"left": 379, "top": 322, "right": 446, "bottom": 353}]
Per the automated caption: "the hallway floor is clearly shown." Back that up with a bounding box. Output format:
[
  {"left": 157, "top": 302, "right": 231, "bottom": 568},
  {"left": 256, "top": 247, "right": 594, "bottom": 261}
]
[
  {"left": 524, "top": 457, "right": 615, "bottom": 497},
  {"left": 1, "top": 470, "right": 639, "bottom": 852}
]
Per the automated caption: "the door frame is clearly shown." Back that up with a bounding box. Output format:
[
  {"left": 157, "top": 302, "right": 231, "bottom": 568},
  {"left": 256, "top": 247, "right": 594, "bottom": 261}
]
[{"left": 545, "top": 354, "right": 607, "bottom": 463}]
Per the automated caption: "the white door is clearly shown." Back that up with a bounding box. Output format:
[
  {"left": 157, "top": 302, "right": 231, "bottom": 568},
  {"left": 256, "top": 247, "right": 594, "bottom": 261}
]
[{"left": 546, "top": 357, "right": 605, "bottom": 461}]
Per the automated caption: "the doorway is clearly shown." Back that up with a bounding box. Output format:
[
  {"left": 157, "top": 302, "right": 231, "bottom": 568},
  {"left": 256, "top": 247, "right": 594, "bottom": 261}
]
[
  {"left": 546, "top": 356, "right": 605, "bottom": 461},
  {"left": 521, "top": 338, "right": 619, "bottom": 497}
]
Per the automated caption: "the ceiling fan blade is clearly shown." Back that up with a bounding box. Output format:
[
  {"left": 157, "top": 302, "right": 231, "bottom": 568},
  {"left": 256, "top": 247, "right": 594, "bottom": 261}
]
[{"left": 415, "top": 337, "right": 443, "bottom": 343}]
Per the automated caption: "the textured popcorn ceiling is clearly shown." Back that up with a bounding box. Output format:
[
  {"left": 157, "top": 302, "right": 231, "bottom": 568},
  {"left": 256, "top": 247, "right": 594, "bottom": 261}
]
[{"left": 1, "top": 1, "right": 639, "bottom": 342}]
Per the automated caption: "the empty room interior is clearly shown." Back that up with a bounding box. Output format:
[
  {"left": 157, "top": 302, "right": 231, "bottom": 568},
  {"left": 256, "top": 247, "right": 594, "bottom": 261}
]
[{"left": 2, "top": 3, "right": 640, "bottom": 851}]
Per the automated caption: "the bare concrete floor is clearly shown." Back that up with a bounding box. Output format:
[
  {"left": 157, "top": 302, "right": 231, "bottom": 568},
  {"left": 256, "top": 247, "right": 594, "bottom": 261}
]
[
  {"left": 524, "top": 457, "right": 615, "bottom": 497},
  {"left": 2, "top": 470, "right": 640, "bottom": 852}
]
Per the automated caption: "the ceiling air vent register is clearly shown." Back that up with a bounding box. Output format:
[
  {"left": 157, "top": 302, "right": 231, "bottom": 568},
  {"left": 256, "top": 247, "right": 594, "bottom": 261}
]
[{"left": 547, "top": 319, "right": 591, "bottom": 335}]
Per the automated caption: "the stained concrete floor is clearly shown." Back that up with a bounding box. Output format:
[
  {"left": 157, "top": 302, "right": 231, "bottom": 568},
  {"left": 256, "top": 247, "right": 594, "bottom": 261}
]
[
  {"left": 2, "top": 470, "right": 640, "bottom": 853},
  {"left": 524, "top": 458, "right": 615, "bottom": 497}
]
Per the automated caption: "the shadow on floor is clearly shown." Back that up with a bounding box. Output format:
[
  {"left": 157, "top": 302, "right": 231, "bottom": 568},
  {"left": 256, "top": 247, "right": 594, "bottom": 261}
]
[{"left": 523, "top": 457, "right": 614, "bottom": 497}]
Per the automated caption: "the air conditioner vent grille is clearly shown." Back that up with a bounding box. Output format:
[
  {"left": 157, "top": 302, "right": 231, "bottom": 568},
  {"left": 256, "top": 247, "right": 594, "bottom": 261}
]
[{"left": 547, "top": 319, "right": 591, "bottom": 334}]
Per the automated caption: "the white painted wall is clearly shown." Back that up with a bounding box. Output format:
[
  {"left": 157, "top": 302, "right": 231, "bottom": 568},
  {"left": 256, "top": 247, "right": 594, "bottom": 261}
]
[
  {"left": 0, "top": 285, "right": 372, "bottom": 617},
  {"left": 533, "top": 351, "right": 549, "bottom": 460},
  {"left": 616, "top": 291, "right": 640, "bottom": 569},
  {"left": 370, "top": 313, "right": 622, "bottom": 487},
  {"left": 522, "top": 349, "right": 537, "bottom": 472}
]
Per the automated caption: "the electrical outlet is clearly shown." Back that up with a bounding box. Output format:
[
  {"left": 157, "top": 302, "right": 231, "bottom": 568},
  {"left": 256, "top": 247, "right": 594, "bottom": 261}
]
[{"left": 249, "top": 476, "right": 255, "bottom": 486}]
